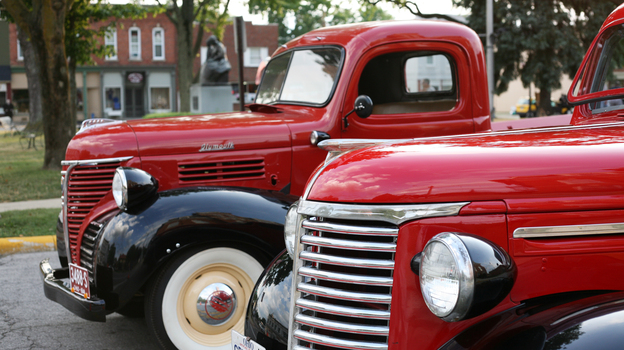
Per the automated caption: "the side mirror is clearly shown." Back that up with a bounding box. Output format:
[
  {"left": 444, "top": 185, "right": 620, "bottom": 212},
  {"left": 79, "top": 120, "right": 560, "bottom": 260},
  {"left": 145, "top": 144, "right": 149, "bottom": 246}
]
[
  {"left": 354, "top": 95, "right": 373, "bottom": 119},
  {"left": 343, "top": 95, "right": 373, "bottom": 128}
]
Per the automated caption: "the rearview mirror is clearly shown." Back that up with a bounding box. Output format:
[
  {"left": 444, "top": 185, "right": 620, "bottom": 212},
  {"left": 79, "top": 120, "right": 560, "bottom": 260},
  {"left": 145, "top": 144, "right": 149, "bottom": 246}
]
[{"left": 343, "top": 95, "right": 373, "bottom": 128}]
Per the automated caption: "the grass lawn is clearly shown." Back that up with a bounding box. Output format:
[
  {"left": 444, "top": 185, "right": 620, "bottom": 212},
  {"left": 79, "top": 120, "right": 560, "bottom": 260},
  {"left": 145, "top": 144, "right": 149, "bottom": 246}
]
[
  {"left": 0, "top": 132, "right": 60, "bottom": 202},
  {"left": 0, "top": 208, "right": 59, "bottom": 238}
]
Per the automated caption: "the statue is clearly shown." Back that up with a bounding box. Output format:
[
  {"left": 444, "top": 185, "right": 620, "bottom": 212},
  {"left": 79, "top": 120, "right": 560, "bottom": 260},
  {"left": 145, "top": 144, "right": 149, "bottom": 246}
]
[{"left": 200, "top": 35, "right": 231, "bottom": 85}]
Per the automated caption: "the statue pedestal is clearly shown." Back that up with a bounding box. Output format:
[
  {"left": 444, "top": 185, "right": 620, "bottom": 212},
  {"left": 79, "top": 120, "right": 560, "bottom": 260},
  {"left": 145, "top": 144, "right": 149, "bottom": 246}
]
[{"left": 190, "top": 85, "right": 234, "bottom": 114}]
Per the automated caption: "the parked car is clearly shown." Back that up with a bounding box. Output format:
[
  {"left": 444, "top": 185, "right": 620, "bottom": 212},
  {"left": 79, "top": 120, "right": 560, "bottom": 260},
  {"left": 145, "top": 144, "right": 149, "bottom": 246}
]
[{"left": 241, "top": 4, "right": 624, "bottom": 350}]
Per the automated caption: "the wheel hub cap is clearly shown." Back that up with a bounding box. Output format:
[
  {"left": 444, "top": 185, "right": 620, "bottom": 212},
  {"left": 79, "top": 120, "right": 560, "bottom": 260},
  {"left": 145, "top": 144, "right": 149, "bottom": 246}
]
[{"left": 196, "top": 282, "right": 237, "bottom": 326}]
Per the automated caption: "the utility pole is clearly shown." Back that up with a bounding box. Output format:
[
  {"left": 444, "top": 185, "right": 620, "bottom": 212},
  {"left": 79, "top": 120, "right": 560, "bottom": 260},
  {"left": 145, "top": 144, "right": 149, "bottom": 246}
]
[{"left": 486, "top": 0, "right": 495, "bottom": 119}]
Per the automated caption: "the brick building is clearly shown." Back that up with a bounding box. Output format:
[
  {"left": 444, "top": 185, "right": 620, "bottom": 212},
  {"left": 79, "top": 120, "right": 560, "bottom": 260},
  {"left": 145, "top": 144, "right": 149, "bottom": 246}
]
[{"left": 7, "top": 13, "right": 278, "bottom": 120}]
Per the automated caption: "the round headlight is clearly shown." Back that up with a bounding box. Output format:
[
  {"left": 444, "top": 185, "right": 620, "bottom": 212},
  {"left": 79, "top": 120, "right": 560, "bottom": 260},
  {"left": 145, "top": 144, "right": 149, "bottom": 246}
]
[
  {"left": 112, "top": 168, "right": 128, "bottom": 210},
  {"left": 420, "top": 233, "right": 474, "bottom": 322},
  {"left": 284, "top": 202, "right": 299, "bottom": 258}
]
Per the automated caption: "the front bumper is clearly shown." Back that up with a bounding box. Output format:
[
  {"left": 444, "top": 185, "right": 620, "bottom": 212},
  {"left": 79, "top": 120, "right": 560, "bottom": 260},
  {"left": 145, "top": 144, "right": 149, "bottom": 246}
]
[{"left": 39, "top": 258, "right": 106, "bottom": 322}]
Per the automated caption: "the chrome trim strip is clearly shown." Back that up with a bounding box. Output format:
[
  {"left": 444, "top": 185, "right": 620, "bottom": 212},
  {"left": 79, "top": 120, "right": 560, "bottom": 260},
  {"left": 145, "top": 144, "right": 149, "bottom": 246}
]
[
  {"left": 298, "top": 200, "right": 468, "bottom": 226},
  {"left": 302, "top": 220, "right": 398, "bottom": 236},
  {"left": 300, "top": 235, "right": 397, "bottom": 252},
  {"left": 300, "top": 251, "right": 395, "bottom": 269},
  {"left": 513, "top": 222, "right": 624, "bottom": 239},
  {"left": 296, "top": 299, "right": 390, "bottom": 320},
  {"left": 297, "top": 282, "right": 392, "bottom": 303},
  {"left": 61, "top": 156, "right": 133, "bottom": 166},
  {"left": 299, "top": 266, "right": 393, "bottom": 286},
  {"left": 295, "top": 314, "right": 389, "bottom": 335},
  {"left": 293, "top": 329, "right": 388, "bottom": 350}
]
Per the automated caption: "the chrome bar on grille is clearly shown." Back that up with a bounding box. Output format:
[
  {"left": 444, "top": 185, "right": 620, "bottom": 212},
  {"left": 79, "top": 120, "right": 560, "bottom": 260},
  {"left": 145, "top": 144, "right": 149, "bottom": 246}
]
[
  {"left": 299, "top": 266, "right": 393, "bottom": 286},
  {"left": 295, "top": 314, "right": 389, "bottom": 335},
  {"left": 301, "top": 235, "right": 397, "bottom": 252},
  {"left": 296, "top": 299, "right": 391, "bottom": 320},
  {"left": 299, "top": 251, "right": 395, "bottom": 269},
  {"left": 294, "top": 330, "right": 388, "bottom": 350},
  {"left": 302, "top": 220, "right": 399, "bottom": 236}
]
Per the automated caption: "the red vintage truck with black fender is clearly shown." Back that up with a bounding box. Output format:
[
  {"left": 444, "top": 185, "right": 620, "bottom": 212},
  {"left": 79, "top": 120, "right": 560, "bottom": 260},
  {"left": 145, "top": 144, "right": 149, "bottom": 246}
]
[
  {"left": 38, "top": 18, "right": 555, "bottom": 350},
  {"left": 242, "top": 4, "right": 624, "bottom": 350}
]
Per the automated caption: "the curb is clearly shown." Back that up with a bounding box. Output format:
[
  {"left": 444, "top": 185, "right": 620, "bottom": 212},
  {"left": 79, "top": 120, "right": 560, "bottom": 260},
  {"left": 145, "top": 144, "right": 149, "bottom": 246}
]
[{"left": 0, "top": 235, "right": 57, "bottom": 255}]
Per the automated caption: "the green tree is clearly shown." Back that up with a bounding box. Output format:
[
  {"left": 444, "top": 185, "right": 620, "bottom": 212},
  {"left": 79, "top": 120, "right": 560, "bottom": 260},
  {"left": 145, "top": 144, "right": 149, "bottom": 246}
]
[
  {"left": 1, "top": 0, "right": 74, "bottom": 170},
  {"left": 249, "top": 0, "right": 394, "bottom": 45},
  {"left": 453, "top": 0, "right": 619, "bottom": 115},
  {"left": 154, "top": 0, "right": 232, "bottom": 112}
]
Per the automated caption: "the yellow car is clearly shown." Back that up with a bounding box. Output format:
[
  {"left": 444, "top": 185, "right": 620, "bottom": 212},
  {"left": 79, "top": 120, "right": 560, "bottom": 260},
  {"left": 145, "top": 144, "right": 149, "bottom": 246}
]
[{"left": 515, "top": 97, "right": 537, "bottom": 118}]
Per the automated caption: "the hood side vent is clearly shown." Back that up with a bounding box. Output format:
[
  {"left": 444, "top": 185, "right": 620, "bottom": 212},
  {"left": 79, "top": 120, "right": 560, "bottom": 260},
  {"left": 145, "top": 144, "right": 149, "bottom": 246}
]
[{"left": 178, "top": 158, "right": 265, "bottom": 183}]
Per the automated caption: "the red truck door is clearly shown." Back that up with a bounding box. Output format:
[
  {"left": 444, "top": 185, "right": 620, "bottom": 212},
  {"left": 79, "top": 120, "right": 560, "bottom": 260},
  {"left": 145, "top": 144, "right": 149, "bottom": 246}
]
[{"left": 341, "top": 42, "right": 476, "bottom": 139}]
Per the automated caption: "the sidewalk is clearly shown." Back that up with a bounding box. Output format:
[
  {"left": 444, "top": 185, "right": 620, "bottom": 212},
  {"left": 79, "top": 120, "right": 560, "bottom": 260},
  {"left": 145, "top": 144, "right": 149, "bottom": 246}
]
[{"left": 0, "top": 198, "right": 60, "bottom": 255}]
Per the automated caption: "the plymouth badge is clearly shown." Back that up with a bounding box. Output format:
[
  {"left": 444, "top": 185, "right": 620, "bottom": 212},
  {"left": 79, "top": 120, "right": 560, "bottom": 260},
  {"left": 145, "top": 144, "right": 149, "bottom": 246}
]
[{"left": 200, "top": 142, "right": 235, "bottom": 152}]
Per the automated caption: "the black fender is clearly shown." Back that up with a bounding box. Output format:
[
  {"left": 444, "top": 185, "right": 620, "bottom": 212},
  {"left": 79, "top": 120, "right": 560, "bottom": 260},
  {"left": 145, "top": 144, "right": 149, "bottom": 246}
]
[
  {"left": 245, "top": 249, "right": 292, "bottom": 350},
  {"left": 440, "top": 290, "right": 624, "bottom": 350},
  {"left": 93, "top": 186, "right": 297, "bottom": 311}
]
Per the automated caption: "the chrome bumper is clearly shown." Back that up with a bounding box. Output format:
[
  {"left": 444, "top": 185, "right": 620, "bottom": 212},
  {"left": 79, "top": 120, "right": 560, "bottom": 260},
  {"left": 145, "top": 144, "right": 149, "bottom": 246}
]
[{"left": 39, "top": 258, "right": 106, "bottom": 322}]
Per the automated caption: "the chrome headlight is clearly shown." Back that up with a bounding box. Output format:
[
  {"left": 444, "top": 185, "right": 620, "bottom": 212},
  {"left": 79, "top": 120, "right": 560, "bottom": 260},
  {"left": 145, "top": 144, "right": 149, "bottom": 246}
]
[
  {"left": 417, "top": 232, "right": 516, "bottom": 322},
  {"left": 284, "top": 202, "right": 299, "bottom": 258},
  {"left": 112, "top": 167, "right": 158, "bottom": 212}
]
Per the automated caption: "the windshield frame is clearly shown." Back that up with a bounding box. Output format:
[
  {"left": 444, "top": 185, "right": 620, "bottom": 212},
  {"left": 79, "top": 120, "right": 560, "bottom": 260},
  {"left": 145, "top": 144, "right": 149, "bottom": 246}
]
[{"left": 256, "top": 45, "right": 346, "bottom": 108}]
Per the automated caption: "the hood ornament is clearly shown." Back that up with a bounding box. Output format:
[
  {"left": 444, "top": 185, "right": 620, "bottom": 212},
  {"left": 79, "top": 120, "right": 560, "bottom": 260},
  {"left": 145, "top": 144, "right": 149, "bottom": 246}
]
[{"left": 200, "top": 142, "right": 235, "bottom": 152}]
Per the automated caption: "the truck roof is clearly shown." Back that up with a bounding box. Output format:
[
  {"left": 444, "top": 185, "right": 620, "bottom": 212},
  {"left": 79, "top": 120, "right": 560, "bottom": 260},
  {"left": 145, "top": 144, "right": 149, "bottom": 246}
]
[{"left": 274, "top": 19, "right": 483, "bottom": 59}]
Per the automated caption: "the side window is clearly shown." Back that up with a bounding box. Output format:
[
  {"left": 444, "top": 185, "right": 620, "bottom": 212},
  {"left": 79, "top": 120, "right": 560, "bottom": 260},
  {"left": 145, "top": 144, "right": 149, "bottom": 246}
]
[{"left": 358, "top": 51, "right": 456, "bottom": 115}]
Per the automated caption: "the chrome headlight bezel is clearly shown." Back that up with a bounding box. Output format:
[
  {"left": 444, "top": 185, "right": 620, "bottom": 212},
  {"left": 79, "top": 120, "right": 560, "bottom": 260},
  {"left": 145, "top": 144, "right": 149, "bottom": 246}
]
[
  {"left": 112, "top": 167, "right": 128, "bottom": 210},
  {"left": 284, "top": 202, "right": 299, "bottom": 259},
  {"left": 420, "top": 232, "right": 474, "bottom": 322}
]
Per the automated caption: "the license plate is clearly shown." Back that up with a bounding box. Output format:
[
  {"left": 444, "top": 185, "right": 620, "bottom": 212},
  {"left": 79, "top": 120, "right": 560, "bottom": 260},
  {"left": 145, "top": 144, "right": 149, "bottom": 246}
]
[
  {"left": 69, "top": 263, "right": 90, "bottom": 299},
  {"left": 231, "top": 330, "right": 265, "bottom": 350}
]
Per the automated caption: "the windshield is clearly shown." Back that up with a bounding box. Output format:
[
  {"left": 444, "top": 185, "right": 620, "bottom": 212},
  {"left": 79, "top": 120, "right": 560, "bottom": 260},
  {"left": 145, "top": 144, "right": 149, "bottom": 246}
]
[
  {"left": 255, "top": 47, "right": 343, "bottom": 105},
  {"left": 570, "top": 23, "right": 624, "bottom": 111}
]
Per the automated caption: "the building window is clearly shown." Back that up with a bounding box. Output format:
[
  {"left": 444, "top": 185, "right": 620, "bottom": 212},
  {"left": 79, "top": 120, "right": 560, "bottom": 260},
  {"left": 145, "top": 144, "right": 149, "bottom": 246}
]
[
  {"left": 150, "top": 87, "right": 170, "bottom": 110},
  {"left": 129, "top": 27, "right": 141, "bottom": 60},
  {"left": 153, "top": 27, "right": 165, "bottom": 60},
  {"left": 105, "top": 29, "right": 117, "bottom": 60},
  {"left": 17, "top": 39, "right": 23, "bottom": 61},
  {"left": 105, "top": 87, "right": 122, "bottom": 111},
  {"left": 244, "top": 47, "right": 269, "bottom": 67}
]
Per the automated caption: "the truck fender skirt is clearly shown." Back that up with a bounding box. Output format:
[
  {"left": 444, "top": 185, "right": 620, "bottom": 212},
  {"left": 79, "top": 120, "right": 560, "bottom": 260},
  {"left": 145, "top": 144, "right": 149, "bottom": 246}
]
[
  {"left": 39, "top": 259, "right": 106, "bottom": 322},
  {"left": 245, "top": 249, "right": 291, "bottom": 349},
  {"left": 94, "top": 186, "right": 297, "bottom": 311}
]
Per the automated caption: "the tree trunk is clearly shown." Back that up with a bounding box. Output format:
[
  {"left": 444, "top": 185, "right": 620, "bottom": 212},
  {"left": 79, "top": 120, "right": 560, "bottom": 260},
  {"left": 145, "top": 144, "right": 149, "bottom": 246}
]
[
  {"left": 538, "top": 89, "right": 552, "bottom": 117},
  {"left": 17, "top": 27, "right": 43, "bottom": 126},
  {"left": 4, "top": 0, "right": 75, "bottom": 170},
  {"left": 69, "top": 59, "right": 77, "bottom": 129},
  {"left": 177, "top": 25, "right": 193, "bottom": 112}
]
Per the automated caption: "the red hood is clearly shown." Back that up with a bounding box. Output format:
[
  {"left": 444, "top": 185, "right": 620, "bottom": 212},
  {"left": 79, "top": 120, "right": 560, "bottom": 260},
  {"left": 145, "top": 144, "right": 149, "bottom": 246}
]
[
  {"left": 66, "top": 121, "right": 138, "bottom": 161},
  {"left": 127, "top": 111, "right": 292, "bottom": 157},
  {"left": 307, "top": 124, "right": 624, "bottom": 208}
]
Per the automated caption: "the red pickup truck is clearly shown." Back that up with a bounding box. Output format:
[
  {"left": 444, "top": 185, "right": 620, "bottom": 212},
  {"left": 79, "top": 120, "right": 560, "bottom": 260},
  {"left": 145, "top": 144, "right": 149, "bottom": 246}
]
[
  {"left": 244, "top": 4, "right": 624, "bottom": 350},
  {"left": 39, "top": 18, "right": 552, "bottom": 350}
]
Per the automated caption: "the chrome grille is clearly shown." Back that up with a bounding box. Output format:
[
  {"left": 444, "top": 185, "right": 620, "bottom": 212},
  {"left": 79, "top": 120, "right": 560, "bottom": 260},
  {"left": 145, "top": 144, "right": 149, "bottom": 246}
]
[
  {"left": 64, "top": 162, "right": 119, "bottom": 263},
  {"left": 178, "top": 158, "right": 265, "bottom": 183},
  {"left": 291, "top": 218, "right": 398, "bottom": 350},
  {"left": 80, "top": 221, "right": 103, "bottom": 283}
]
